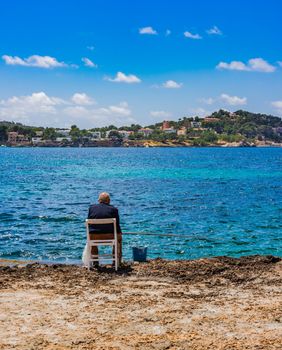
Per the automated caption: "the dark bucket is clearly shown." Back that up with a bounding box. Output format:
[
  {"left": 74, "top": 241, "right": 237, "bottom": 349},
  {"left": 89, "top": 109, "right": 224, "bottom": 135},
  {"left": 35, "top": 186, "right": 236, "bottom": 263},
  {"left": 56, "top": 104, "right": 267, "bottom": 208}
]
[{"left": 132, "top": 246, "right": 148, "bottom": 262}]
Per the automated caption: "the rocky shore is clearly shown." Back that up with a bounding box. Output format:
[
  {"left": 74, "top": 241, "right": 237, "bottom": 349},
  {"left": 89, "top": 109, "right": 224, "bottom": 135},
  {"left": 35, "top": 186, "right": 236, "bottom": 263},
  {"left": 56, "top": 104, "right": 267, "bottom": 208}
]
[{"left": 1, "top": 255, "right": 281, "bottom": 350}]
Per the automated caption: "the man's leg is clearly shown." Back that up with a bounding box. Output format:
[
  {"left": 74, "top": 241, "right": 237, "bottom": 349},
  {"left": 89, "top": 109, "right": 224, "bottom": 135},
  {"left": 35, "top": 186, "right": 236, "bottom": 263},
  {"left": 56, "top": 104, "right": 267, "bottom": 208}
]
[
  {"left": 117, "top": 234, "right": 122, "bottom": 264},
  {"left": 89, "top": 234, "right": 99, "bottom": 266},
  {"left": 91, "top": 245, "right": 99, "bottom": 257},
  {"left": 109, "top": 234, "right": 122, "bottom": 264}
]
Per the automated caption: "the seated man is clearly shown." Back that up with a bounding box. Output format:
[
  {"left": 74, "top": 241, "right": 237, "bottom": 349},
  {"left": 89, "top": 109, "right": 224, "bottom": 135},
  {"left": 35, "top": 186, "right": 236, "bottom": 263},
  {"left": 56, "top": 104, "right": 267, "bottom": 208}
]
[{"left": 88, "top": 192, "right": 122, "bottom": 264}]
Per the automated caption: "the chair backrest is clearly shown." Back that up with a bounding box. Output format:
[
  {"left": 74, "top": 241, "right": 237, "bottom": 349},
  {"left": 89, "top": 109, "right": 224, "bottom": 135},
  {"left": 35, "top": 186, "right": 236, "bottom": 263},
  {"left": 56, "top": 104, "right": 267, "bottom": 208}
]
[{"left": 85, "top": 218, "right": 117, "bottom": 240}]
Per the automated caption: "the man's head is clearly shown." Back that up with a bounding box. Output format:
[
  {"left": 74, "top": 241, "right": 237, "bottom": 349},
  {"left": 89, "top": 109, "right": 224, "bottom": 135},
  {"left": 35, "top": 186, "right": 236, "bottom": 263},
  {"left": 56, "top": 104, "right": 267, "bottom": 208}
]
[{"left": 98, "top": 192, "right": 110, "bottom": 204}]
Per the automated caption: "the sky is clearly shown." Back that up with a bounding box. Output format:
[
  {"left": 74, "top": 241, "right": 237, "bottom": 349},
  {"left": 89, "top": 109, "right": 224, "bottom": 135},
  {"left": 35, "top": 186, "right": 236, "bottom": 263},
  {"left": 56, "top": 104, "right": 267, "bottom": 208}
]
[{"left": 0, "top": 0, "right": 282, "bottom": 128}]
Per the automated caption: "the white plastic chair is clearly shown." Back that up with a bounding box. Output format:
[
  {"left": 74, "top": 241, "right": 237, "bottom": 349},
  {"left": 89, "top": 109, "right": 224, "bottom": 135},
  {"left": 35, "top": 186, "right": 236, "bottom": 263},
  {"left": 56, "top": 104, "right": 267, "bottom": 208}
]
[{"left": 85, "top": 218, "right": 119, "bottom": 271}]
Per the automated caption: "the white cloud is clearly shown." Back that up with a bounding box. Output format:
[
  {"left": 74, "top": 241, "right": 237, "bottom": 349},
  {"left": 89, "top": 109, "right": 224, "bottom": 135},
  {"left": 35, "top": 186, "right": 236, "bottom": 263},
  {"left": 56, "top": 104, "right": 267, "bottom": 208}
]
[
  {"left": 216, "top": 58, "right": 276, "bottom": 72},
  {"left": 150, "top": 110, "right": 171, "bottom": 118},
  {"left": 99, "top": 102, "right": 131, "bottom": 117},
  {"left": 271, "top": 100, "right": 282, "bottom": 114},
  {"left": 63, "top": 105, "right": 90, "bottom": 118},
  {"left": 0, "top": 92, "right": 67, "bottom": 123},
  {"left": 106, "top": 71, "right": 141, "bottom": 84},
  {"left": 271, "top": 101, "right": 282, "bottom": 108},
  {"left": 87, "top": 46, "right": 95, "bottom": 51},
  {"left": 200, "top": 94, "right": 247, "bottom": 106},
  {"left": 220, "top": 93, "right": 247, "bottom": 106},
  {"left": 2, "top": 54, "right": 67, "bottom": 68},
  {"left": 81, "top": 57, "right": 97, "bottom": 68},
  {"left": 71, "top": 93, "right": 96, "bottom": 106},
  {"left": 165, "top": 29, "right": 171, "bottom": 36},
  {"left": 189, "top": 107, "right": 211, "bottom": 117},
  {"left": 64, "top": 103, "right": 132, "bottom": 119},
  {"left": 207, "top": 26, "right": 222, "bottom": 35},
  {"left": 217, "top": 61, "right": 248, "bottom": 71},
  {"left": 0, "top": 92, "right": 135, "bottom": 127},
  {"left": 184, "top": 31, "right": 202, "bottom": 40},
  {"left": 278, "top": 61, "right": 282, "bottom": 67},
  {"left": 162, "top": 80, "right": 183, "bottom": 89},
  {"left": 64, "top": 102, "right": 135, "bottom": 126},
  {"left": 199, "top": 97, "right": 215, "bottom": 105},
  {"left": 248, "top": 58, "right": 276, "bottom": 72},
  {"left": 139, "top": 26, "right": 158, "bottom": 35}
]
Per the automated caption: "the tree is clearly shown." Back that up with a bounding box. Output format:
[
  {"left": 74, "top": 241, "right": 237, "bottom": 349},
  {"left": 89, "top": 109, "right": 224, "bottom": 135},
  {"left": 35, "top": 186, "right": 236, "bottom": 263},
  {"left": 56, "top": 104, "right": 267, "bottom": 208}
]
[
  {"left": 192, "top": 138, "right": 207, "bottom": 146},
  {"left": 107, "top": 125, "right": 118, "bottom": 131},
  {"left": 0, "top": 125, "right": 8, "bottom": 142},
  {"left": 201, "top": 131, "right": 218, "bottom": 143},
  {"left": 177, "top": 135, "right": 186, "bottom": 143},
  {"left": 151, "top": 130, "right": 168, "bottom": 142},
  {"left": 129, "top": 132, "right": 143, "bottom": 140},
  {"left": 239, "top": 123, "right": 257, "bottom": 138},
  {"left": 70, "top": 125, "right": 81, "bottom": 141},
  {"left": 108, "top": 130, "right": 123, "bottom": 141},
  {"left": 43, "top": 128, "right": 56, "bottom": 140}
]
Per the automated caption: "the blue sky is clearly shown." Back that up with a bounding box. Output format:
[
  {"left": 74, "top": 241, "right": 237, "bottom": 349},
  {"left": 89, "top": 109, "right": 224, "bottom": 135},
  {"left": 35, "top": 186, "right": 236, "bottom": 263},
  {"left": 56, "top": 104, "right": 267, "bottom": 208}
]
[{"left": 0, "top": 0, "right": 281, "bottom": 128}]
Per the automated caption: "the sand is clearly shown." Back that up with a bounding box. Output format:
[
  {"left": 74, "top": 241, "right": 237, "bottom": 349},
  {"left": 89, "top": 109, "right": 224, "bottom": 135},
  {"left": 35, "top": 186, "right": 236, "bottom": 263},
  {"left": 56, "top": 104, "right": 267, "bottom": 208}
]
[{"left": 0, "top": 255, "right": 281, "bottom": 350}]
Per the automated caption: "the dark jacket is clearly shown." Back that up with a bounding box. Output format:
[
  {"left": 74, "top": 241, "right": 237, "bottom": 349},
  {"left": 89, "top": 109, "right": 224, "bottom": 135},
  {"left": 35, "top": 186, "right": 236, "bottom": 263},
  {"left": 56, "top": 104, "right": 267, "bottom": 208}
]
[{"left": 88, "top": 203, "right": 122, "bottom": 234}]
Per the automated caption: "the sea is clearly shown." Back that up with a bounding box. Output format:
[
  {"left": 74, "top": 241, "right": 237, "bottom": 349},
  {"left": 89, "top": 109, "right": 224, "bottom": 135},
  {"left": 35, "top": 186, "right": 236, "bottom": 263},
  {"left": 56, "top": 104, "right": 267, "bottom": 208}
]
[{"left": 0, "top": 147, "right": 281, "bottom": 263}]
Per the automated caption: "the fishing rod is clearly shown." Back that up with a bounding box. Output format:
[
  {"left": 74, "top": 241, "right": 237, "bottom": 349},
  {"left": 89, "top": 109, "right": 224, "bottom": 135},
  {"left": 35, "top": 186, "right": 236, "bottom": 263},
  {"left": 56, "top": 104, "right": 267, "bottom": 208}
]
[{"left": 123, "top": 232, "right": 198, "bottom": 238}]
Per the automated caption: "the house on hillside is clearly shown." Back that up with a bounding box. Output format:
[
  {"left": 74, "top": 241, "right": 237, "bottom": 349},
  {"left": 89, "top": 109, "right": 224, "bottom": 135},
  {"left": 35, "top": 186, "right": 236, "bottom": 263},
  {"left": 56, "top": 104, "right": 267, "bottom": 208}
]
[
  {"left": 35, "top": 130, "right": 43, "bottom": 137},
  {"left": 32, "top": 137, "right": 43, "bottom": 145},
  {"left": 139, "top": 128, "right": 153, "bottom": 136},
  {"left": 160, "top": 120, "right": 176, "bottom": 134},
  {"left": 105, "top": 130, "right": 133, "bottom": 139},
  {"left": 273, "top": 127, "right": 282, "bottom": 136},
  {"left": 190, "top": 121, "right": 202, "bottom": 128},
  {"left": 7, "top": 132, "right": 29, "bottom": 145},
  {"left": 118, "top": 130, "right": 133, "bottom": 139},
  {"left": 90, "top": 131, "right": 101, "bottom": 140},
  {"left": 177, "top": 127, "right": 187, "bottom": 136},
  {"left": 7, "top": 132, "right": 18, "bottom": 144}
]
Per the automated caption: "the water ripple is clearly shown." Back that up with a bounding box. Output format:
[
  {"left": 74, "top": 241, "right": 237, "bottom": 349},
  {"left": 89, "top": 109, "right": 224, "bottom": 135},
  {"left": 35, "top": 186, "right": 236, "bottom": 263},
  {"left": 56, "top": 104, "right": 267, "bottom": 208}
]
[{"left": 0, "top": 147, "right": 281, "bottom": 261}]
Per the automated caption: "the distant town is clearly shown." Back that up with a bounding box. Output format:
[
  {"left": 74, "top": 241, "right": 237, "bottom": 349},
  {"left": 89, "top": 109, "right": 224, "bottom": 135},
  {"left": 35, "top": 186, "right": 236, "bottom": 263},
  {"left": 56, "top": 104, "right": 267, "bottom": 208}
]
[{"left": 1, "top": 109, "right": 282, "bottom": 147}]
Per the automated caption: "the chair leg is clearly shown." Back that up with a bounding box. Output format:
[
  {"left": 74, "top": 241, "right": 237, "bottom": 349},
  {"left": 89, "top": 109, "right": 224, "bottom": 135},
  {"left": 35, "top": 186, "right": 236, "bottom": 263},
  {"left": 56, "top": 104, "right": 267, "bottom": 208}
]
[
  {"left": 115, "top": 243, "right": 118, "bottom": 271},
  {"left": 87, "top": 243, "right": 92, "bottom": 270}
]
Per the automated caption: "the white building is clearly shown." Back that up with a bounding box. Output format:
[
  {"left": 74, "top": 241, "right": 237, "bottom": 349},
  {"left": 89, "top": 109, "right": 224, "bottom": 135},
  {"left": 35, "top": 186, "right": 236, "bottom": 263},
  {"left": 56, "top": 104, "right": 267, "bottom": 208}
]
[
  {"left": 177, "top": 127, "right": 187, "bottom": 136},
  {"left": 90, "top": 131, "right": 101, "bottom": 140},
  {"left": 191, "top": 121, "right": 202, "bottom": 128},
  {"left": 118, "top": 130, "right": 133, "bottom": 139},
  {"left": 163, "top": 128, "right": 176, "bottom": 134},
  {"left": 274, "top": 127, "right": 282, "bottom": 136},
  {"left": 139, "top": 128, "right": 153, "bottom": 136},
  {"left": 31, "top": 137, "right": 43, "bottom": 144},
  {"left": 35, "top": 130, "right": 43, "bottom": 137},
  {"left": 106, "top": 130, "right": 133, "bottom": 139}
]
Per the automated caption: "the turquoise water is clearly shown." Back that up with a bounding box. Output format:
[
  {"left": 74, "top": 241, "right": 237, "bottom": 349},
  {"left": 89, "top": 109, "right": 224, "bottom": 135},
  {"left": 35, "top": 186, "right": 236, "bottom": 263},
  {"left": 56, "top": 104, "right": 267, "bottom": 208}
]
[{"left": 0, "top": 147, "right": 281, "bottom": 262}]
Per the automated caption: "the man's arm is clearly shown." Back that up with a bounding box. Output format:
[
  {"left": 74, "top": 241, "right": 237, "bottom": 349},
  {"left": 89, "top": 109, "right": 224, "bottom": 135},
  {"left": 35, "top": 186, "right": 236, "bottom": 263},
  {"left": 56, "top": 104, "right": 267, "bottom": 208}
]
[
  {"left": 88, "top": 207, "right": 91, "bottom": 219},
  {"left": 114, "top": 208, "right": 122, "bottom": 233}
]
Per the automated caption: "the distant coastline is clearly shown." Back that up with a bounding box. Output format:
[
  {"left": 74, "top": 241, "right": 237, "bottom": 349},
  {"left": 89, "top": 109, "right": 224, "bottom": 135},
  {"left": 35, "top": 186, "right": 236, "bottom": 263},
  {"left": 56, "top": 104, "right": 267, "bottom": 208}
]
[
  {"left": 1, "top": 109, "right": 282, "bottom": 148},
  {"left": 2, "top": 140, "right": 282, "bottom": 148}
]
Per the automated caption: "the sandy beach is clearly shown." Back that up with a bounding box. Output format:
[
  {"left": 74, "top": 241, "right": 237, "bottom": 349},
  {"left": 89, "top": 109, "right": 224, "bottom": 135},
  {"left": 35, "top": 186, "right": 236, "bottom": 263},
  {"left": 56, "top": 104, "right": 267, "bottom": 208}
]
[{"left": 1, "top": 255, "right": 281, "bottom": 349}]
